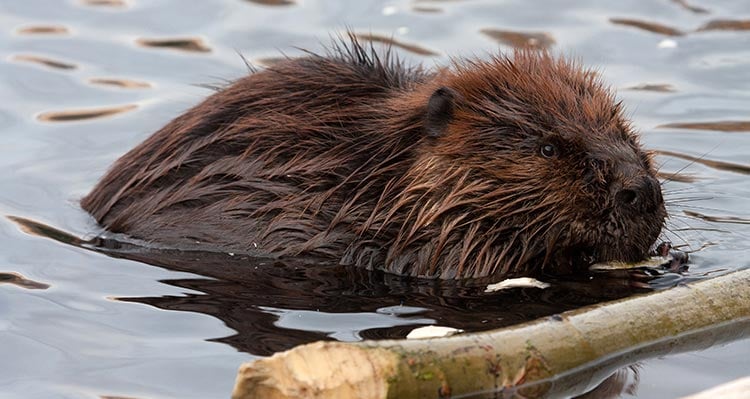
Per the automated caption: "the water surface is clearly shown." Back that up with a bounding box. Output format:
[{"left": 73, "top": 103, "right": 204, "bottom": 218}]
[{"left": 1, "top": 0, "right": 749, "bottom": 398}]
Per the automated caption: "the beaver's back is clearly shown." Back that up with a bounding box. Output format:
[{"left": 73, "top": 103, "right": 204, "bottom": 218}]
[{"left": 82, "top": 41, "right": 430, "bottom": 257}]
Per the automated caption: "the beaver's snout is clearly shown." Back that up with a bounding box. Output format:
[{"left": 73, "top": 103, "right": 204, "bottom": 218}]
[{"left": 615, "top": 175, "right": 663, "bottom": 214}]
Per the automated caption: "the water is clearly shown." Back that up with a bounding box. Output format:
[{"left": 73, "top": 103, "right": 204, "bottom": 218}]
[{"left": 1, "top": 0, "right": 748, "bottom": 398}]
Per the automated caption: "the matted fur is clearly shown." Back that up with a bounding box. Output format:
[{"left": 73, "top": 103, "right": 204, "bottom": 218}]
[{"left": 82, "top": 36, "right": 666, "bottom": 279}]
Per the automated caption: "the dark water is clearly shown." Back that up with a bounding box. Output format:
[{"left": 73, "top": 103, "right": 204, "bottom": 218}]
[{"left": 1, "top": 0, "right": 749, "bottom": 398}]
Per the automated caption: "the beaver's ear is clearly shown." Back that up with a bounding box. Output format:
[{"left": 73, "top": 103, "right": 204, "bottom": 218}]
[{"left": 425, "top": 87, "right": 458, "bottom": 138}]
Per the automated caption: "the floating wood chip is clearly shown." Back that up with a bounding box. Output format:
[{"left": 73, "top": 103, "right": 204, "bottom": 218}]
[
  {"left": 590, "top": 256, "right": 672, "bottom": 271},
  {"left": 406, "top": 326, "right": 463, "bottom": 339},
  {"left": 485, "top": 277, "right": 550, "bottom": 292}
]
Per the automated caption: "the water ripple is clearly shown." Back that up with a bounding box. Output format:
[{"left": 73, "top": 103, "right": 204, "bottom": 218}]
[
  {"left": 37, "top": 104, "right": 138, "bottom": 122},
  {"left": 671, "top": 0, "right": 710, "bottom": 14},
  {"left": 244, "top": 0, "right": 295, "bottom": 6},
  {"left": 16, "top": 25, "right": 71, "bottom": 35},
  {"left": 0, "top": 272, "right": 49, "bottom": 290},
  {"left": 135, "top": 37, "right": 212, "bottom": 53},
  {"left": 610, "top": 18, "right": 685, "bottom": 36},
  {"left": 656, "top": 150, "right": 750, "bottom": 174},
  {"left": 626, "top": 83, "right": 676, "bottom": 92},
  {"left": 480, "top": 29, "right": 555, "bottom": 50},
  {"left": 354, "top": 33, "right": 439, "bottom": 56},
  {"left": 11, "top": 54, "right": 77, "bottom": 70},
  {"left": 698, "top": 19, "right": 750, "bottom": 32},
  {"left": 658, "top": 121, "right": 750, "bottom": 132},
  {"left": 88, "top": 78, "right": 152, "bottom": 89}
]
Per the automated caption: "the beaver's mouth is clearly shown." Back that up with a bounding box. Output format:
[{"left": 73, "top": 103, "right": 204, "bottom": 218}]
[
  {"left": 568, "top": 239, "right": 655, "bottom": 269},
  {"left": 542, "top": 244, "right": 600, "bottom": 274},
  {"left": 545, "top": 220, "right": 662, "bottom": 273},
  {"left": 572, "top": 246, "right": 598, "bottom": 266}
]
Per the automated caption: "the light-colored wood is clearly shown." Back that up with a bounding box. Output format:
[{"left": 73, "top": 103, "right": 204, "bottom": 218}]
[
  {"left": 233, "top": 269, "right": 750, "bottom": 399},
  {"left": 232, "top": 342, "right": 398, "bottom": 399}
]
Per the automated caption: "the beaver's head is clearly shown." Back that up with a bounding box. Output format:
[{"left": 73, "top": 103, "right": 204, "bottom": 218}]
[{"left": 419, "top": 51, "right": 666, "bottom": 275}]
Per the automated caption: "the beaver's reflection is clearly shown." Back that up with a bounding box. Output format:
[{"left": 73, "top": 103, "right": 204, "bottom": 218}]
[
  {"left": 93, "top": 238, "right": 647, "bottom": 358},
  {"left": 103, "top": 244, "right": 647, "bottom": 397}
]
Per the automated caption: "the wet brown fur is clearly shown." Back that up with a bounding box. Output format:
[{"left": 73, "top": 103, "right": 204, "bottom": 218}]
[{"left": 82, "top": 36, "right": 666, "bottom": 279}]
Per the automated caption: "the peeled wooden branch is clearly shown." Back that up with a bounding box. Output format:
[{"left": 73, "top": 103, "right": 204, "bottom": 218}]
[{"left": 233, "top": 269, "right": 750, "bottom": 398}]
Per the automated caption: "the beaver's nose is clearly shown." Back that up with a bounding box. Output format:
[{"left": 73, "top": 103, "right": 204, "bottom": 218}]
[{"left": 616, "top": 175, "right": 663, "bottom": 211}]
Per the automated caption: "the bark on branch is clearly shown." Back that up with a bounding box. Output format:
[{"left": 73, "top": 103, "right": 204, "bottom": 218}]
[{"left": 233, "top": 269, "right": 750, "bottom": 398}]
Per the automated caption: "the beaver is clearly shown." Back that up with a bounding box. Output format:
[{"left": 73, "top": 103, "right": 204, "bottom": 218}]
[{"left": 81, "top": 36, "right": 666, "bottom": 280}]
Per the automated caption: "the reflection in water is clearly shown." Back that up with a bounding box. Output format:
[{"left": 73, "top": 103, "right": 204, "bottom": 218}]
[
  {"left": 37, "top": 104, "right": 138, "bottom": 122},
  {"left": 88, "top": 78, "right": 152, "bottom": 89},
  {"left": 100, "top": 244, "right": 708, "bottom": 398},
  {"left": 575, "top": 366, "right": 641, "bottom": 399},
  {"left": 0, "top": 272, "right": 49, "bottom": 290},
  {"left": 11, "top": 54, "right": 77, "bottom": 70},
  {"left": 609, "top": 18, "right": 685, "bottom": 36},
  {"left": 259, "top": 305, "right": 435, "bottom": 342},
  {"left": 8, "top": 216, "right": 661, "bottom": 358},
  {"left": 354, "top": 33, "right": 439, "bottom": 56},
  {"left": 6, "top": 205, "right": 733, "bottom": 399},
  {"left": 113, "top": 248, "right": 657, "bottom": 356},
  {"left": 480, "top": 29, "right": 555, "bottom": 50},
  {"left": 135, "top": 38, "right": 212, "bottom": 53},
  {"left": 658, "top": 120, "right": 750, "bottom": 132}
]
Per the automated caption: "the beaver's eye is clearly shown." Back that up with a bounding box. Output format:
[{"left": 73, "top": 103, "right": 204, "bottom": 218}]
[{"left": 540, "top": 144, "right": 557, "bottom": 158}]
